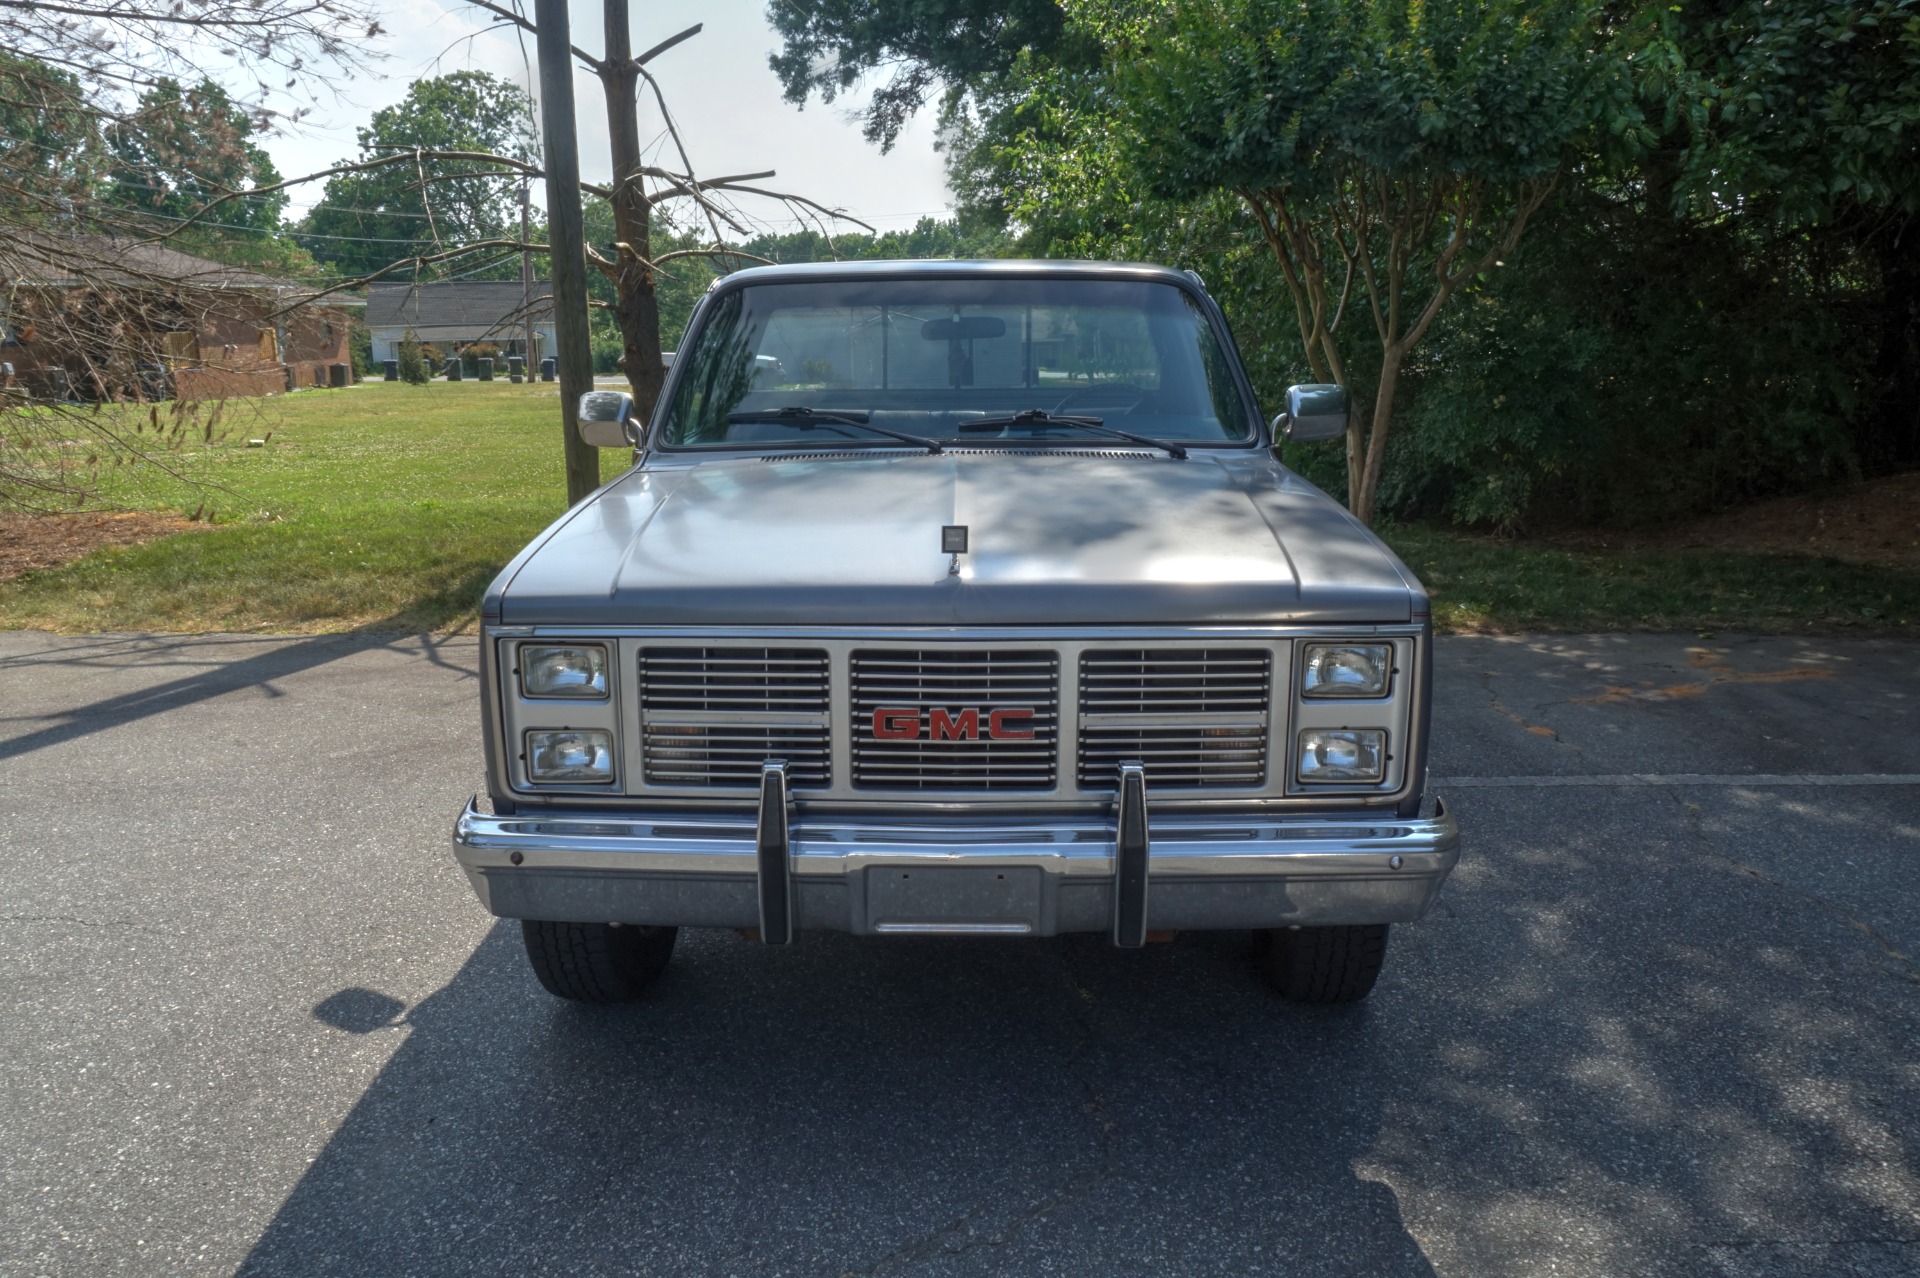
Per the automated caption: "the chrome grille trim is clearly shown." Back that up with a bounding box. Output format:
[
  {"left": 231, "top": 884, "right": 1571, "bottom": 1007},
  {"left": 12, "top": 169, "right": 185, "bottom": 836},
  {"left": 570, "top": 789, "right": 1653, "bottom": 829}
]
[
  {"left": 638, "top": 646, "right": 829, "bottom": 712},
  {"left": 498, "top": 629, "right": 1426, "bottom": 808},
  {"left": 638, "top": 646, "right": 831, "bottom": 789},
  {"left": 642, "top": 724, "right": 830, "bottom": 788},
  {"left": 1077, "top": 648, "right": 1272, "bottom": 790},
  {"left": 850, "top": 648, "right": 1059, "bottom": 790}
]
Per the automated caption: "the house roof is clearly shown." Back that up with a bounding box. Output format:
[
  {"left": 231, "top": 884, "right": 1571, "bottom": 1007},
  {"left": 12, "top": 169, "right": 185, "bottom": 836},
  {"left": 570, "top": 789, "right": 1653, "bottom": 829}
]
[
  {"left": 366, "top": 281, "right": 554, "bottom": 337},
  {"left": 0, "top": 234, "right": 362, "bottom": 306}
]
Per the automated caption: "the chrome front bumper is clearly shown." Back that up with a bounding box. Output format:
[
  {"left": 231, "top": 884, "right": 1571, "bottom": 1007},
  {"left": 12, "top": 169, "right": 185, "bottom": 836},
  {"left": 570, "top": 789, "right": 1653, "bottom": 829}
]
[{"left": 452, "top": 794, "right": 1460, "bottom": 942}]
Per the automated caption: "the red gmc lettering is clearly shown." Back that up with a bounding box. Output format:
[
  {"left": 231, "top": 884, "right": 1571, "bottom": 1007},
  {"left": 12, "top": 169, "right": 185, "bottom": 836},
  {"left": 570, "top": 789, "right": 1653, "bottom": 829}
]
[
  {"left": 873, "top": 707, "right": 1036, "bottom": 740},
  {"left": 872, "top": 708, "right": 921, "bottom": 740},
  {"left": 929, "top": 708, "right": 981, "bottom": 740},
  {"left": 988, "top": 709, "right": 1035, "bottom": 740}
]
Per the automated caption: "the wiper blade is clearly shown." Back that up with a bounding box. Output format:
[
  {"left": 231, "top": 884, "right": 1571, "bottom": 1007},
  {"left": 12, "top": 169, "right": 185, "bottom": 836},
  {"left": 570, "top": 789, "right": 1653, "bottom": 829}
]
[
  {"left": 956, "top": 409, "right": 1187, "bottom": 459},
  {"left": 726, "top": 406, "right": 943, "bottom": 454}
]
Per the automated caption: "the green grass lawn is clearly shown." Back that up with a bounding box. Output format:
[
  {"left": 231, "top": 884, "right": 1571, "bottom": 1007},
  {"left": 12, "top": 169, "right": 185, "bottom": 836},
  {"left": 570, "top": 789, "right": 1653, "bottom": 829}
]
[
  {"left": 0, "top": 381, "right": 619, "bottom": 633},
  {"left": 1387, "top": 524, "right": 1918, "bottom": 634},
  {"left": 1, "top": 380, "right": 1914, "bottom": 634}
]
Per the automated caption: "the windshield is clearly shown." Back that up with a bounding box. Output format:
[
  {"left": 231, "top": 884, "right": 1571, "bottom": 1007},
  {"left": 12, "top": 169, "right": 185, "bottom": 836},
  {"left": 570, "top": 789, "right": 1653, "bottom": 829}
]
[{"left": 656, "top": 277, "right": 1256, "bottom": 448}]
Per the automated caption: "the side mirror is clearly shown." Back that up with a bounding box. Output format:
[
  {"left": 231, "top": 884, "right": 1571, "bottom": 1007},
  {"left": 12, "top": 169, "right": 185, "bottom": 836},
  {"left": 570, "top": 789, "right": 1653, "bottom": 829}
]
[
  {"left": 1273, "top": 383, "right": 1349, "bottom": 443},
  {"left": 578, "top": 389, "right": 638, "bottom": 449}
]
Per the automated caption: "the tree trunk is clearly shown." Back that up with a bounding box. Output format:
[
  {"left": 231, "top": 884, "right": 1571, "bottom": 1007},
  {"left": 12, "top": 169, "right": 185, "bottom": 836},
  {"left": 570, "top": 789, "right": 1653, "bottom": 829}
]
[
  {"left": 1352, "top": 345, "right": 1404, "bottom": 526},
  {"left": 531, "top": 0, "right": 600, "bottom": 505},
  {"left": 599, "top": 0, "right": 666, "bottom": 421},
  {"left": 1344, "top": 409, "right": 1365, "bottom": 511},
  {"left": 1246, "top": 191, "right": 1366, "bottom": 510}
]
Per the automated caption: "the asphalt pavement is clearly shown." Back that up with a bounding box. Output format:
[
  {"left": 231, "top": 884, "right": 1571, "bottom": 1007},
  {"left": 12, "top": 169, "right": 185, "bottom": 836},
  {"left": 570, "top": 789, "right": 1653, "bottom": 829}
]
[{"left": 2, "top": 629, "right": 1918, "bottom": 1277}]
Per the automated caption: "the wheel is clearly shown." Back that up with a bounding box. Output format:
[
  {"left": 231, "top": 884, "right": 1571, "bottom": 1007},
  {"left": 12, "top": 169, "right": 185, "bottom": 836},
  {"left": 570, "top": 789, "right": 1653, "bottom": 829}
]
[
  {"left": 1256, "top": 924, "right": 1389, "bottom": 1004},
  {"left": 520, "top": 920, "right": 677, "bottom": 1003}
]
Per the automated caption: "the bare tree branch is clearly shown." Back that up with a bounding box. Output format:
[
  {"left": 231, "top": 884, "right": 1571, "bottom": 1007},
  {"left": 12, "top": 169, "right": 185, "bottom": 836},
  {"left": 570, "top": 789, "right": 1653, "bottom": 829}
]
[
  {"left": 273, "top": 237, "right": 549, "bottom": 312},
  {"left": 650, "top": 246, "right": 776, "bottom": 268},
  {"left": 634, "top": 23, "right": 701, "bottom": 66},
  {"left": 457, "top": 0, "right": 600, "bottom": 67},
  {"left": 706, "top": 184, "right": 876, "bottom": 234},
  {"left": 632, "top": 63, "right": 730, "bottom": 247},
  {"left": 0, "top": 0, "right": 339, "bottom": 28},
  {"left": 167, "top": 149, "right": 542, "bottom": 236}
]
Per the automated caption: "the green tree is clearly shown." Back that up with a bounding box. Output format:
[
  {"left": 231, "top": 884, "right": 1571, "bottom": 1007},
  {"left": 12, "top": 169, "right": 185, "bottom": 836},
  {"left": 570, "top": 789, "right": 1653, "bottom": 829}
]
[
  {"left": 1103, "top": 0, "right": 1633, "bottom": 523},
  {"left": 300, "top": 72, "right": 537, "bottom": 278},
  {"left": 768, "top": 0, "right": 1080, "bottom": 149},
  {"left": 102, "top": 78, "right": 287, "bottom": 236},
  {"left": 783, "top": 0, "right": 1635, "bottom": 524},
  {"left": 0, "top": 54, "right": 101, "bottom": 218},
  {"left": 1650, "top": 0, "right": 1920, "bottom": 481},
  {"left": 1646, "top": 0, "right": 1920, "bottom": 224},
  {"left": 779, "top": 0, "right": 1920, "bottom": 534}
]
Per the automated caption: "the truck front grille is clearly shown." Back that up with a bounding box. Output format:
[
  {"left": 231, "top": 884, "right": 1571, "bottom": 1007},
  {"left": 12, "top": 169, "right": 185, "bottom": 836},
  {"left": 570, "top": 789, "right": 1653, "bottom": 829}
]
[
  {"left": 1077, "top": 648, "right": 1272, "bottom": 789},
  {"left": 638, "top": 646, "right": 831, "bottom": 788},
  {"left": 850, "top": 648, "right": 1059, "bottom": 790},
  {"left": 617, "top": 641, "right": 1281, "bottom": 797},
  {"left": 638, "top": 646, "right": 830, "bottom": 713},
  {"left": 642, "top": 724, "right": 831, "bottom": 788}
]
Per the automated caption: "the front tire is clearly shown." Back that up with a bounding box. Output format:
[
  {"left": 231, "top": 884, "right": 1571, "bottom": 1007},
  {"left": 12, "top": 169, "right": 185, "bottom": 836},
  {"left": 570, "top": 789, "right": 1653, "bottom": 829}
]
[
  {"left": 521, "top": 920, "right": 677, "bottom": 1003},
  {"left": 1256, "top": 924, "right": 1389, "bottom": 1004}
]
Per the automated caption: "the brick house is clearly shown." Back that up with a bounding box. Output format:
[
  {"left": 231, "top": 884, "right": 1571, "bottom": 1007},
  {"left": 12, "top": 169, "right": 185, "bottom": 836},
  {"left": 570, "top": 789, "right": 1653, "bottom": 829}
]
[{"left": 0, "top": 236, "right": 360, "bottom": 401}]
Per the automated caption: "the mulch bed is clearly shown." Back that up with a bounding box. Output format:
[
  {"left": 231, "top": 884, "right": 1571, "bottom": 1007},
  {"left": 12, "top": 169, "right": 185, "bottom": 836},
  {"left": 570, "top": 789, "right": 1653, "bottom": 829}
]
[
  {"left": 0, "top": 511, "right": 207, "bottom": 582},
  {"left": 1549, "top": 472, "right": 1920, "bottom": 570}
]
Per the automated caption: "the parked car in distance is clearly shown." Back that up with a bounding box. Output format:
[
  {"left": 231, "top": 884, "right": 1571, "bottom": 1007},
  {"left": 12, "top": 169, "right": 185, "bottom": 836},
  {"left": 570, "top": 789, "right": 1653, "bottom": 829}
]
[{"left": 452, "top": 260, "right": 1459, "bottom": 1005}]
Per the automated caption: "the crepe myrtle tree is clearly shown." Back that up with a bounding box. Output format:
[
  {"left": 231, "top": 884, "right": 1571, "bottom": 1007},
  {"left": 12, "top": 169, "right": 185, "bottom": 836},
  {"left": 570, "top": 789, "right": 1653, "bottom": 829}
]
[{"left": 1107, "top": 0, "right": 1635, "bottom": 524}]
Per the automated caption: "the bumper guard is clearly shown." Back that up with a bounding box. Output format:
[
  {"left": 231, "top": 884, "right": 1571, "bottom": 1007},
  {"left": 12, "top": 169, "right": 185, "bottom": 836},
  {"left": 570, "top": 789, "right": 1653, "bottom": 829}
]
[{"left": 452, "top": 789, "right": 1460, "bottom": 942}]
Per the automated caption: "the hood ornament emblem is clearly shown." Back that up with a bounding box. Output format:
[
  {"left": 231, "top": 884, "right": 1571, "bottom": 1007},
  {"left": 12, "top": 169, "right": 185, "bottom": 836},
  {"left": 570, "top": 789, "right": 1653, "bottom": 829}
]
[{"left": 942, "top": 525, "right": 968, "bottom": 577}]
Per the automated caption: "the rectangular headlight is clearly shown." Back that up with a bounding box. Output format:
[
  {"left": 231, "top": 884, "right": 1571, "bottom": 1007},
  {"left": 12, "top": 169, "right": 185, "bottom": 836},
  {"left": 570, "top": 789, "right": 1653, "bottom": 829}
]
[
  {"left": 527, "top": 730, "right": 614, "bottom": 783},
  {"left": 1297, "top": 729, "right": 1385, "bottom": 783},
  {"left": 1302, "top": 643, "right": 1391, "bottom": 698},
  {"left": 521, "top": 644, "right": 608, "bottom": 698}
]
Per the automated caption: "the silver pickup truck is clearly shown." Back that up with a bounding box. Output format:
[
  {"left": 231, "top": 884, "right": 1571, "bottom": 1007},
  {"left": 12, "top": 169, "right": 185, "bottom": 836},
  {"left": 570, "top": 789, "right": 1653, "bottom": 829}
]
[{"left": 452, "top": 260, "right": 1459, "bottom": 1005}]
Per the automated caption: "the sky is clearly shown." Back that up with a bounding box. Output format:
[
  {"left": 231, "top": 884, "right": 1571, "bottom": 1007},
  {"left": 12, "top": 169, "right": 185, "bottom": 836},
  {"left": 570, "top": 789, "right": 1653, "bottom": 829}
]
[{"left": 259, "top": 0, "right": 953, "bottom": 235}]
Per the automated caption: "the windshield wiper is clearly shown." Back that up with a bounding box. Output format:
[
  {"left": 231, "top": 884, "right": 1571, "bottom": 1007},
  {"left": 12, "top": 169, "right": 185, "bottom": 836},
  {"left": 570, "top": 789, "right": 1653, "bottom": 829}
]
[
  {"left": 726, "top": 406, "right": 943, "bottom": 454},
  {"left": 956, "top": 409, "right": 1187, "bottom": 459}
]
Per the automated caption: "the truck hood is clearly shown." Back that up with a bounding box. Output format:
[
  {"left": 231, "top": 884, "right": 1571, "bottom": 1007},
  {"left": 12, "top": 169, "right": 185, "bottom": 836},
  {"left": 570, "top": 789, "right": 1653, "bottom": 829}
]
[{"left": 495, "top": 451, "right": 1420, "bottom": 626}]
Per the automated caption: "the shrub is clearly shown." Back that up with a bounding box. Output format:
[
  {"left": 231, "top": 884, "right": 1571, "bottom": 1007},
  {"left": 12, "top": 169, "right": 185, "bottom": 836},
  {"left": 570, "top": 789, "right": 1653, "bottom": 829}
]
[{"left": 396, "top": 330, "right": 431, "bottom": 385}]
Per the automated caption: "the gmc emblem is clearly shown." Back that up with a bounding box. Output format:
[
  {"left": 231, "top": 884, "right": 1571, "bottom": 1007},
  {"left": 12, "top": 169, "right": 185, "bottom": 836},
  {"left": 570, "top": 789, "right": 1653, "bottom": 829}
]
[{"left": 872, "top": 707, "right": 1036, "bottom": 741}]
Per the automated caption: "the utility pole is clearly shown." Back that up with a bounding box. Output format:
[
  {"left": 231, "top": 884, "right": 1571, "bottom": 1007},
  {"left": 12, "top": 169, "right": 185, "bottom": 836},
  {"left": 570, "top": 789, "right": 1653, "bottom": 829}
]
[
  {"left": 533, "top": 0, "right": 599, "bottom": 505},
  {"left": 519, "top": 179, "right": 537, "bottom": 371}
]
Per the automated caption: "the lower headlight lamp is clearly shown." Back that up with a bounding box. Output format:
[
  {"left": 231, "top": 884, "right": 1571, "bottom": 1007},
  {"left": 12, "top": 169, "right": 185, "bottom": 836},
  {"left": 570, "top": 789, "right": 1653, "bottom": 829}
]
[
  {"left": 1297, "top": 729, "right": 1386, "bottom": 783},
  {"left": 527, "top": 730, "right": 615, "bottom": 782}
]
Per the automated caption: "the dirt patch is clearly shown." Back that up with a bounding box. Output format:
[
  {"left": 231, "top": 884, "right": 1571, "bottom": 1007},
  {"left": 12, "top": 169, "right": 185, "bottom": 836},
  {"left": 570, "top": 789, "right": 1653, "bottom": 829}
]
[
  {"left": 0, "top": 511, "right": 206, "bottom": 582},
  {"left": 1553, "top": 472, "right": 1920, "bottom": 569},
  {"left": 1572, "top": 647, "right": 1838, "bottom": 705}
]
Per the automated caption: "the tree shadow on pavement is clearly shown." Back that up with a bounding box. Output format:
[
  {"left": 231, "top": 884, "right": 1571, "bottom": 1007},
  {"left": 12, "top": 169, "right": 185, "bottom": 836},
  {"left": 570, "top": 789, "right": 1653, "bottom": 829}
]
[
  {"left": 238, "top": 924, "right": 1437, "bottom": 1278},
  {"left": 0, "top": 628, "right": 477, "bottom": 765}
]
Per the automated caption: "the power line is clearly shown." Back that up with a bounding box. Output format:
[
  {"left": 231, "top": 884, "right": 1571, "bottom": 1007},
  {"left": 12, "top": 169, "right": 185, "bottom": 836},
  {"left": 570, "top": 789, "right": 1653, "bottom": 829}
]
[
  {"left": 93, "top": 204, "right": 490, "bottom": 245},
  {"left": 2, "top": 132, "right": 517, "bottom": 223}
]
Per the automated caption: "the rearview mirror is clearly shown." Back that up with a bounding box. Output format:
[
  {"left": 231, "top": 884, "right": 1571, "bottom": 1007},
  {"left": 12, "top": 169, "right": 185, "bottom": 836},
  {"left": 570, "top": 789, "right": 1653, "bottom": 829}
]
[
  {"left": 578, "top": 390, "right": 638, "bottom": 449},
  {"left": 1274, "top": 384, "right": 1349, "bottom": 443}
]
